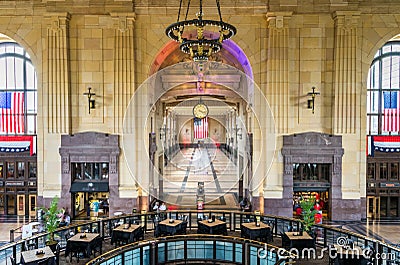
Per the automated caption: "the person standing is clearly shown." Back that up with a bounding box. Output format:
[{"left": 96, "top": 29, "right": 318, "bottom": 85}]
[
  {"left": 93, "top": 200, "right": 100, "bottom": 217},
  {"left": 86, "top": 200, "right": 91, "bottom": 218}
]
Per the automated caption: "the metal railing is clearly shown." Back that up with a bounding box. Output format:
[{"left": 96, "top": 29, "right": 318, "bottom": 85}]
[
  {"left": 0, "top": 210, "right": 399, "bottom": 265},
  {"left": 85, "top": 234, "right": 295, "bottom": 265}
]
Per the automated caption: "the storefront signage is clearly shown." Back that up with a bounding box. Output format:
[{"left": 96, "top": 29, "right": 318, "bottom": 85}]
[
  {"left": 380, "top": 182, "right": 400, "bottom": 187},
  {"left": 5, "top": 181, "right": 25, "bottom": 186}
]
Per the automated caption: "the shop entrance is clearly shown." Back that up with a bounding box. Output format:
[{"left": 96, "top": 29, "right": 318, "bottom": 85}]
[
  {"left": 293, "top": 190, "right": 330, "bottom": 221},
  {"left": 367, "top": 196, "right": 380, "bottom": 219},
  {"left": 73, "top": 192, "right": 109, "bottom": 219}
]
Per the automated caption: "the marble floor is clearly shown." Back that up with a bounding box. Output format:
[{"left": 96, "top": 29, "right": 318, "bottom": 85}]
[{"left": 163, "top": 146, "right": 239, "bottom": 208}]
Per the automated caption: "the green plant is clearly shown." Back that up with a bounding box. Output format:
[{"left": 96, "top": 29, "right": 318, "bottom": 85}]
[
  {"left": 300, "top": 198, "right": 317, "bottom": 233},
  {"left": 39, "top": 196, "right": 62, "bottom": 243}
]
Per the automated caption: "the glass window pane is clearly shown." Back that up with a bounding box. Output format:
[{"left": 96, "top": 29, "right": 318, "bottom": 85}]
[
  {"left": 14, "top": 58, "right": 24, "bottom": 89},
  {"left": 380, "top": 163, "right": 388, "bottom": 179},
  {"left": 6, "top": 57, "right": 16, "bottom": 89},
  {"left": 84, "top": 163, "right": 93, "bottom": 180},
  {"left": 102, "top": 163, "right": 109, "bottom": 179},
  {"left": 0, "top": 163, "right": 3, "bottom": 178},
  {"left": 26, "top": 92, "right": 37, "bottom": 113},
  {"left": 7, "top": 162, "right": 14, "bottom": 179},
  {"left": 17, "top": 162, "right": 24, "bottom": 179},
  {"left": 15, "top": 46, "right": 24, "bottom": 55},
  {"left": 370, "top": 115, "right": 378, "bottom": 134},
  {"left": 393, "top": 43, "right": 400, "bottom": 52},
  {"left": 390, "top": 163, "right": 398, "bottom": 180},
  {"left": 26, "top": 115, "right": 36, "bottom": 134},
  {"left": 0, "top": 58, "right": 5, "bottom": 89},
  {"left": 367, "top": 163, "right": 375, "bottom": 180},
  {"left": 26, "top": 63, "right": 36, "bottom": 90},
  {"left": 29, "top": 162, "right": 36, "bottom": 178},
  {"left": 391, "top": 56, "right": 400, "bottom": 88}
]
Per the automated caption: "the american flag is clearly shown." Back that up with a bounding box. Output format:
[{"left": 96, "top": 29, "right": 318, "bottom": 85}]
[
  {"left": 383, "top": 91, "right": 400, "bottom": 132},
  {"left": 194, "top": 117, "right": 208, "bottom": 139},
  {"left": 0, "top": 92, "right": 24, "bottom": 134}
]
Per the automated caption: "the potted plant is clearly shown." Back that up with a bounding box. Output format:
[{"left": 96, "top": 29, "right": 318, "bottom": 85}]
[
  {"left": 299, "top": 197, "right": 317, "bottom": 234},
  {"left": 39, "top": 196, "right": 62, "bottom": 250}
]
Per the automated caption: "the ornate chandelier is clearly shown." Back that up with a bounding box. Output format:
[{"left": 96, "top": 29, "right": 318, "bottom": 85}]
[{"left": 165, "top": 0, "right": 236, "bottom": 62}]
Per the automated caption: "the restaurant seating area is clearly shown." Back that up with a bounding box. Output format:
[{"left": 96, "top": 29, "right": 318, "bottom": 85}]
[{"left": 1, "top": 210, "right": 399, "bottom": 265}]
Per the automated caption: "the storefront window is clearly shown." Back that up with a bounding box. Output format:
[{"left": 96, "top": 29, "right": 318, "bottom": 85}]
[
  {"left": 293, "top": 163, "right": 330, "bottom": 182},
  {"left": 390, "top": 163, "right": 399, "bottom": 180},
  {"left": 72, "top": 162, "right": 109, "bottom": 181},
  {"left": 380, "top": 163, "right": 388, "bottom": 179},
  {"left": 29, "top": 162, "right": 36, "bottom": 178},
  {"left": 17, "top": 162, "right": 24, "bottom": 179},
  {"left": 101, "top": 163, "right": 109, "bottom": 179},
  {"left": 7, "top": 162, "right": 14, "bottom": 179},
  {"left": 0, "top": 163, "right": 3, "bottom": 179},
  {"left": 84, "top": 163, "right": 94, "bottom": 180},
  {"left": 367, "top": 163, "right": 375, "bottom": 179}
]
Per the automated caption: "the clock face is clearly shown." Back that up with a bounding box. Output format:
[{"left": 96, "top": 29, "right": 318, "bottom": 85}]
[{"left": 193, "top": 103, "right": 209, "bottom": 119}]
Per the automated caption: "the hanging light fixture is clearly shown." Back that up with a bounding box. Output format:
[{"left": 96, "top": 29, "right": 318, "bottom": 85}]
[{"left": 165, "top": 0, "right": 236, "bottom": 62}]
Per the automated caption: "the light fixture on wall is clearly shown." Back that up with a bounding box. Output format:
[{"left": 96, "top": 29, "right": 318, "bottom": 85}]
[
  {"left": 165, "top": 0, "right": 236, "bottom": 62},
  {"left": 234, "top": 127, "right": 242, "bottom": 140},
  {"left": 83, "top": 87, "right": 96, "bottom": 114},
  {"left": 307, "top": 87, "right": 320, "bottom": 114},
  {"left": 159, "top": 126, "right": 167, "bottom": 140}
]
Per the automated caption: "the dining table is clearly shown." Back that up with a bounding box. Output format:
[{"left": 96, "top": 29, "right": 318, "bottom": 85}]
[
  {"left": 283, "top": 231, "right": 315, "bottom": 250},
  {"left": 111, "top": 224, "right": 142, "bottom": 245},
  {"left": 20, "top": 246, "right": 55, "bottom": 265},
  {"left": 65, "top": 232, "right": 100, "bottom": 259},
  {"left": 158, "top": 219, "right": 184, "bottom": 236},
  {"left": 241, "top": 222, "right": 271, "bottom": 241},
  {"left": 198, "top": 219, "right": 227, "bottom": 235}
]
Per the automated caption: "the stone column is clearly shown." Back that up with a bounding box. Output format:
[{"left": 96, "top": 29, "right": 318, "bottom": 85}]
[
  {"left": 111, "top": 13, "right": 136, "bottom": 133},
  {"left": 266, "top": 12, "right": 292, "bottom": 134},
  {"left": 46, "top": 13, "right": 71, "bottom": 134},
  {"left": 332, "top": 11, "right": 360, "bottom": 134}
]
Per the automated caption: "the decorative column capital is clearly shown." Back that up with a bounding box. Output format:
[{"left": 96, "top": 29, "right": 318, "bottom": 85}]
[
  {"left": 266, "top": 12, "right": 292, "bottom": 29},
  {"left": 45, "top": 12, "right": 71, "bottom": 30},
  {"left": 110, "top": 12, "right": 136, "bottom": 32},
  {"left": 332, "top": 11, "right": 361, "bottom": 28}
]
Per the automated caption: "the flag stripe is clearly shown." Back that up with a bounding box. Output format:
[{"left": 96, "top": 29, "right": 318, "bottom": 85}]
[
  {"left": 383, "top": 91, "right": 400, "bottom": 132},
  {"left": 194, "top": 117, "right": 208, "bottom": 139},
  {"left": 0, "top": 92, "right": 24, "bottom": 134}
]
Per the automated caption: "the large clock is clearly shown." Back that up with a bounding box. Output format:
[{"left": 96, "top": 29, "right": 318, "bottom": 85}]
[{"left": 193, "top": 102, "right": 209, "bottom": 119}]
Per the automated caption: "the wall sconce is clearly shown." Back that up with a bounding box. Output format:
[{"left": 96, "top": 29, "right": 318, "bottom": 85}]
[
  {"left": 83, "top": 87, "right": 96, "bottom": 114},
  {"left": 159, "top": 126, "right": 167, "bottom": 140},
  {"left": 234, "top": 127, "right": 243, "bottom": 140},
  {"left": 307, "top": 86, "right": 320, "bottom": 114}
]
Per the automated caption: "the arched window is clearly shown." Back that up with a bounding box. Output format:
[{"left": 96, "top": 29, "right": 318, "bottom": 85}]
[
  {"left": 367, "top": 40, "right": 400, "bottom": 135},
  {"left": 0, "top": 42, "right": 37, "bottom": 135}
]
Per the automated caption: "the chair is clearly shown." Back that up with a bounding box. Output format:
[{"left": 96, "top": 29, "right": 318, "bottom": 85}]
[
  {"left": 92, "top": 236, "right": 103, "bottom": 257},
  {"left": 177, "top": 222, "right": 187, "bottom": 235},
  {"left": 280, "top": 232, "right": 290, "bottom": 249},
  {"left": 9, "top": 257, "right": 16, "bottom": 265},
  {"left": 134, "top": 226, "right": 145, "bottom": 241},
  {"left": 66, "top": 242, "right": 86, "bottom": 263},
  {"left": 265, "top": 227, "right": 274, "bottom": 243},
  {"left": 54, "top": 243, "right": 61, "bottom": 265}
]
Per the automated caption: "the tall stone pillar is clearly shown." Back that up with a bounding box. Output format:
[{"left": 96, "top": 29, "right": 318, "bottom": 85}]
[
  {"left": 266, "top": 12, "right": 292, "bottom": 134},
  {"left": 332, "top": 11, "right": 360, "bottom": 134},
  {"left": 111, "top": 13, "right": 136, "bottom": 133},
  {"left": 46, "top": 13, "right": 72, "bottom": 134}
]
